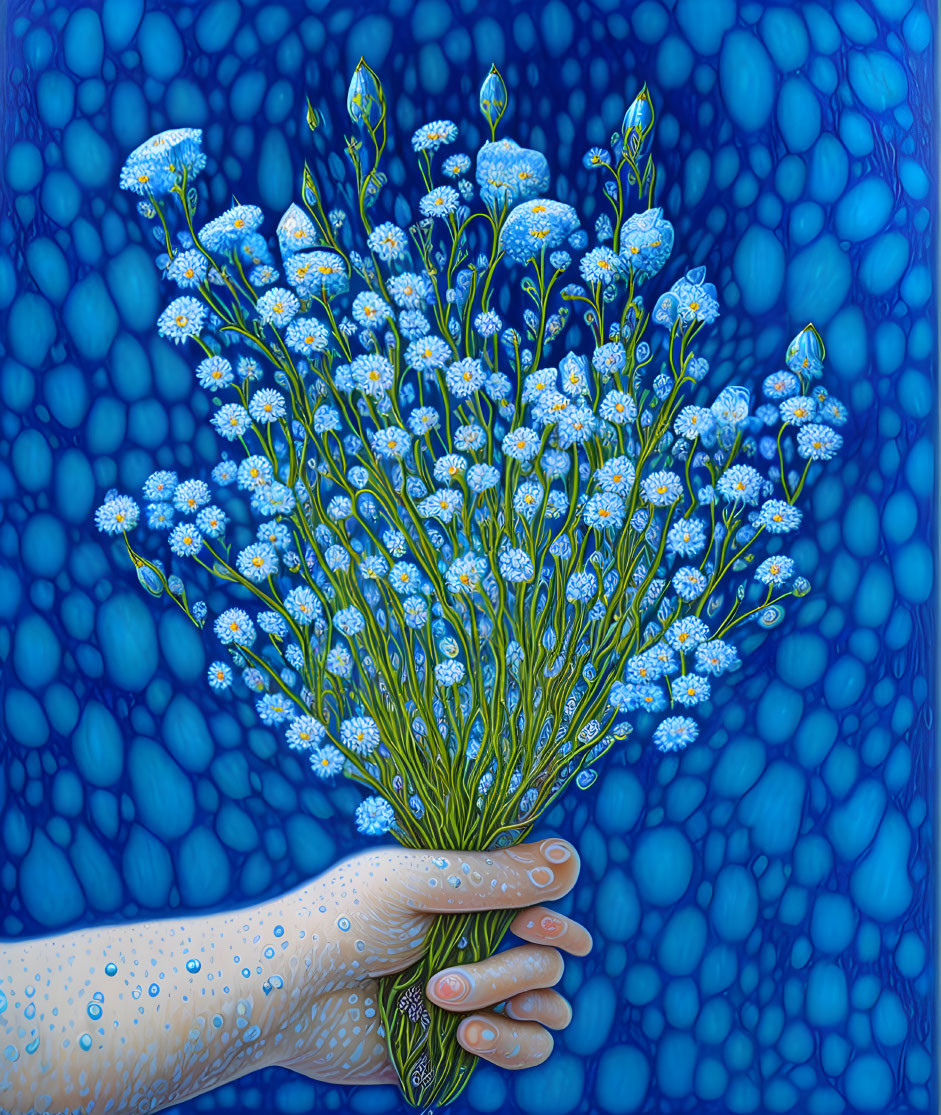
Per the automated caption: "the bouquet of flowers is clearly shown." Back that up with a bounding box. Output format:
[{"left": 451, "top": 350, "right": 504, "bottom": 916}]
[{"left": 96, "top": 62, "right": 845, "bottom": 1107}]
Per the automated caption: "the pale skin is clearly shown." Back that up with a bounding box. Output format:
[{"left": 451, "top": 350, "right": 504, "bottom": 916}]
[{"left": 0, "top": 838, "right": 589, "bottom": 1114}]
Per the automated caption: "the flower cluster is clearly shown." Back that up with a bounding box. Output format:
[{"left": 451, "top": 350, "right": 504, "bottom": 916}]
[{"left": 101, "top": 69, "right": 843, "bottom": 853}]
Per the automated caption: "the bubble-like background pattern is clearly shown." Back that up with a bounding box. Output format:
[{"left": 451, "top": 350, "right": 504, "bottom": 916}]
[{"left": 1, "top": 1, "right": 936, "bottom": 1112}]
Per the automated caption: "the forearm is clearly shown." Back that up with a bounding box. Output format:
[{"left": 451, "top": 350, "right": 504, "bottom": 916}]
[{"left": 0, "top": 900, "right": 312, "bottom": 1114}]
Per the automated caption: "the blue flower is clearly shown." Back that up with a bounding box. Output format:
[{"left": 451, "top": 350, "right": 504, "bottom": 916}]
[
  {"left": 780, "top": 396, "right": 817, "bottom": 425},
  {"left": 388, "top": 272, "right": 430, "bottom": 309},
  {"left": 717, "top": 464, "right": 763, "bottom": 504},
  {"left": 247, "top": 389, "right": 285, "bottom": 425},
  {"left": 195, "top": 505, "right": 226, "bottom": 537},
  {"left": 434, "top": 454, "right": 467, "bottom": 484},
  {"left": 249, "top": 265, "right": 279, "bottom": 288},
  {"left": 350, "top": 354, "right": 394, "bottom": 398},
  {"left": 592, "top": 343, "right": 626, "bottom": 377},
  {"left": 501, "top": 198, "right": 580, "bottom": 264},
  {"left": 797, "top": 424, "right": 843, "bottom": 461},
  {"left": 285, "top": 251, "right": 349, "bottom": 299},
  {"left": 443, "top": 153, "right": 471, "bottom": 177},
  {"left": 665, "top": 616, "right": 710, "bottom": 652},
  {"left": 95, "top": 495, "right": 140, "bottom": 535},
  {"left": 599, "top": 391, "right": 637, "bottom": 425},
  {"left": 653, "top": 716, "right": 698, "bottom": 753},
  {"left": 454, "top": 423, "right": 486, "bottom": 452},
  {"left": 146, "top": 502, "right": 174, "bottom": 530},
  {"left": 467, "top": 464, "right": 500, "bottom": 493},
  {"left": 237, "top": 454, "right": 274, "bottom": 490},
  {"left": 476, "top": 139, "right": 549, "bottom": 206},
  {"left": 199, "top": 205, "right": 264, "bottom": 252},
  {"left": 207, "top": 661, "right": 232, "bottom": 690},
  {"left": 406, "top": 336, "right": 451, "bottom": 372},
  {"left": 407, "top": 407, "right": 439, "bottom": 437},
  {"left": 445, "top": 357, "right": 485, "bottom": 398},
  {"left": 342, "top": 716, "right": 381, "bottom": 755},
  {"left": 758, "top": 500, "right": 802, "bottom": 533},
  {"left": 367, "top": 221, "right": 410, "bottom": 261},
  {"left": 474, "top": 310, "right": 502, "bottom": 337},
  {"left": 168, "top": 522, "right": 202, "bottom": 557},
  {"left": 763, "top": 370, "right": 801, "bottom": 400},
  {"left": 143, "top": 471, "right": 178, "bottom": 501},
  {"left": 666, "top": 524, "right": 704, "bottom": 570},
  {"left": 435, "top": 660, "right": 466, "bottom": 685},
  {"left": 355, "top": 795, "right": 395, "bottom": 835},
  {"left": 237, "top": 542, "right": 278, "bottom": 582},
  {"left": 674, "top": 406, "right": 715, "bottom": 441},
  {"left": 595, "top": 457, "right": 635, "bottom": 495},
  {"left": 579, "top": 247, "right": 622, "bottom": 287},
  {"left": 512, "top": 480, "right": 542, "bottom": 522},
  {"left": 335, "top": 606, "right": 366, "bottom": 636},
  {"left": 582, "top": 147, "right": 611, "bottom": 170},
  {"left": 755, "top": 556, "right": 795, "bottom": 586},
  {"left": 258, "top": 610, "right": 288, "bottom": 636},
  {"left": 276, "top": 203, "right": 319, "bottom": 256},
  {"left": 418, "top": 488, "right": 463, "bottom": 523},
  {"left": 620, "top": 208, "right": 673, "bottom": 278},
  {"left": 818, "top": 395, "right": 848, "bottom": 427},
  {"left": 122, "top": 128, "right": 205, "bottom": 196},
  {"left": 499, "top": 547, "right": 534, "bottom": 582},
  {"left": 641, "top": 470, "right": 683, "bottom": 506},
  {"left": 695, "top": 639, "right": 739, "bottom": 675},
  {"left": 167, "top": 250, "right": 208, "bottom": 289},
  {"left": 326, "top": 646, "right": 353, "bottom": 676},
  {"left": 313, "top": 406, "right": 341, "bottom": 434},
  {"left": 419, "top": 187, "right": 461, "bottom": 218},
  {"left": 583, "top": 492, "right": 625, "bottom": 531},
  {"left": 566, "top": 571, "right": 597, "bottom": 603},
  {"left": 786, "top": 324, "right": 825, "bottom": 377},
  {"left": 559, "top": 352, "right": 590, "bottom": 397},
  {"left": 652, "top": 266, "right": 719, "bottom": 328},
  {"left": 309, "top": 744, "right": 344, "bottom": 779},
  {"left": 173, "top": 480, "right": 211, "bottom": 515},
  {"left": 284, "top": 585, "right": 321, "bottom": 624},
  {"left": 371, "top": 425, "right": 411, "bottom": 459},
  {"left": 286, "top": 317, "right": 330, "bottom": 355},
  {"left": 214, "top": 608, "right": 256, "bottom": 646},
  {"left": 673, "top": 673, "right": 711, "bottom": 707},
  {"left": 556, "top": 404, "right": 595, "bottom": 447},
  {"left": 256, "top": 693, "right": 294, "bottom": 724},
  {"left": 157, "top": 296, "right": 205, "bottom": 344},
  {"left": 388, "top": 562, "right": 420, "bottom": 595},
  {"left": 256, "top": 288, "right": 300, "bottom": 327},
  {"left": 399, "top": 310, "right": 430, "bottom": 339},
  {"left": 196, "top": 355, "right": 234, "bottom": 391},
  {"left": 446, "top": 554, "right": 487, "bottom": 594},
  {"left": 212, "top": 460, "right": 237, "bottom": 486},
  {"left": 285, "top": 715, "right": 326, "bottom": 751},
  {"left": 403, "top": 595, "right": 428, "bottom": 629},
  {"left": 673, "top": 566, "right": 708, "bottom": 601},
  {"left": 412, "top": 120, "right": 458, "bottom": 152}
]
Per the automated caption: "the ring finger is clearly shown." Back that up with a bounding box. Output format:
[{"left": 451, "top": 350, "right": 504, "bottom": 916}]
[{"left": 457, "top": 1012, "right": 554, "bottom": 1069}]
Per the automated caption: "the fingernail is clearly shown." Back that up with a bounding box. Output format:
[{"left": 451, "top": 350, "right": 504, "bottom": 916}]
[
  {"left": 543, "top": 841, "right": 571, "bottom": 863},
  {"left": 527, "top": 866, "right": 555, "bottom": 888},
  {"left": 431, "top": 971, "right": 471, "bottom": 1003},
  {"left": 539, "top": 914, "right": 565, "bottom": 936},
  {"left": 461, "top": 1017, "right": 496, "bottom": 1051}
]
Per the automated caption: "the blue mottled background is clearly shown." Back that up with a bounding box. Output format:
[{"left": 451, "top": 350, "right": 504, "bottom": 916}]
[{"left": 1, "top": 1, "right": 937, "bottom": 1112}]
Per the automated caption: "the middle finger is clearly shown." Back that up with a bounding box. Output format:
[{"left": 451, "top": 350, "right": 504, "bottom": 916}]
[{"left": 426, "top": 944, "right": 563, "bottom": 1011}]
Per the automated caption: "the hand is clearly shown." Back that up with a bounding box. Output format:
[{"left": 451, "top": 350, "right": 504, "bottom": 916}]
[{"left": 274, "top": 837, "right": 589, "bottom": 1085}]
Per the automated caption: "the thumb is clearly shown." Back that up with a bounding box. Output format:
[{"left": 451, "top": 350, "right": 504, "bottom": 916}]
[{"left": 388, "top": 839, "right": 580, "bottom": 914}]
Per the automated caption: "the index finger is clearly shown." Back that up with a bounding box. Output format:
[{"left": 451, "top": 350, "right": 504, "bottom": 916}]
[{"left": 388, "top": 839, "right": 580, "bottom": 914}]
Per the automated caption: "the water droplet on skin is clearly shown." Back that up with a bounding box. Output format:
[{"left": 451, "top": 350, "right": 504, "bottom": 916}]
[
  {"left": 273, "top": 925, "right": 284, "bottom": 937},
  {"left": 24, "top": 1004, "right": 35, "bottom": 1020},
  {"left": 5, "top": 1044, "right": 19, "bottom": 1061},
  {"left": 0, "top": 991, "right": 6, "bottom": 1013},
  {"left": 24, "top": 987, "right": 34, "bottom": 998},
  {"left": 186, "top": 959, "right": 201, "bottom": 974},
  {"left": 86, "top": 1004, "right": 102, "bottom": 1021},
  {"left": 243, "top": 1025, "right": 261, "bottom": 1042},
  {"left": 447, "top": 876, "right": 462, "bottom": 888},
  {"left": 212, "top": 1015, "right": 223, "bottom": 1028},
  {"left": 269, "top": 975, "right": 283, "bottom": 989},
  {"left": 132, "top": 987, "right": 142, "bottom": 1000},
  {"left": 25, "top": 1037, "right": 39, "bottom": 1055},
  {"left": 241, "top": 968, "right": 251, "bottom": 978},
  {"left": 104, "top": 964, "right": 117, "bottom": 977},
  {"left": 264, "top": 947, "right": 274, "bottom": 959},
  {"left": 337, "top": 917, "right": 351, "bottom": 931},
  {"left": 93, "top": 992, "right": 104, "bottom": 1002},
  {"left": 355, "top": 940, "right": 366, "bottom": 952},
  {"left": 148, "top": 984, "right": 160, "bottom": 997},
  {"left": 78, "top": 1035, "right": 92, "bottom": 1052},
  {"left": 262, "top": 981, "right": 272, "bottom": 996},
  {"left": 432, "top": 857, "right": 449, "bottom": 869}
]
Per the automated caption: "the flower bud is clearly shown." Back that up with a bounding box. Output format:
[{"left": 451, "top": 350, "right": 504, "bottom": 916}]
[{"left": 479, "top": 64, "right": 507, "bottom": 135}]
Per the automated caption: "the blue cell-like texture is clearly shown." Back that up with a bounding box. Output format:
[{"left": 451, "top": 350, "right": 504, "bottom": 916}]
[{"left": 0, "top": 3, "right": 935, "bottom": 1115}]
